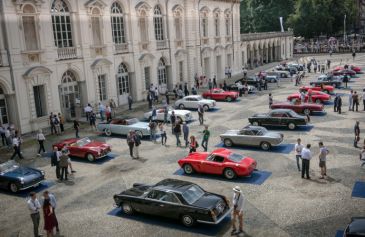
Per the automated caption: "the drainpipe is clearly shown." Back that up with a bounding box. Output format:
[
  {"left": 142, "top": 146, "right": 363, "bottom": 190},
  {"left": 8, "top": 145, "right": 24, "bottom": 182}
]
[
  {"left": 165, "top": 0, "right": 173, "bottom": 89},
  {"left": 198, "top": 0, "right": 202, "bottom": 68}
]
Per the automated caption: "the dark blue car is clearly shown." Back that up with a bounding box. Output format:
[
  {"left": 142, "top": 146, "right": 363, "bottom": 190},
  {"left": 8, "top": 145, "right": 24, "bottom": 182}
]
[{"left": 0, "top": 160, "right": 45, "bottom": 193}]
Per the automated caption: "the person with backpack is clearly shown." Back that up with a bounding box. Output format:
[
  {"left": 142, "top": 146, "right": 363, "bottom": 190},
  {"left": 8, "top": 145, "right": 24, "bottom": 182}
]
[
  {"left": 133, "top": 131, "right": 141, "bottom": 159},
  {"left": 318, "top": 142, "right": 329, "bottom": 179},
  {"left": 189, "top": 136, "right": 198, "bottom": 153},
  {"left": 126, "top": 131, "right": 135, "bottom": 158},
  {"left": 36, "top": 129, "right": 46, "bottom": 156}
]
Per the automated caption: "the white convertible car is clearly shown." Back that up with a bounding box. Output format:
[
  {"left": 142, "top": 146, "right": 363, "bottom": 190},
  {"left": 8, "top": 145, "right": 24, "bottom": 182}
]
[
  {"left": 175, "top": 95, "right": 217, "bottom": 111},
  {"left": 97, "top": 118, "right": 150, "bottom": 137},
  {"left": 143, "top": 106, "right": 193, "bottom": 122}
]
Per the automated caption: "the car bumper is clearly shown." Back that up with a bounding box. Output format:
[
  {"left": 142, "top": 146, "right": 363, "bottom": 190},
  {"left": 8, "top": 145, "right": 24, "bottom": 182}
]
[
  {"left": 20, "top": 177, "right": 45, "bottom": 190},
  {"left": 197, "top": 207, "right": 233, "bottom": 224},
  {"left": 96, "top": 150, "right": 112, "bottom": 159}
]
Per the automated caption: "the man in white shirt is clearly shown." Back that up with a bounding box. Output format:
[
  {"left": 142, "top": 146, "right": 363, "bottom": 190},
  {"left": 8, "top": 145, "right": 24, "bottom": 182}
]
[
  {"left": 301, "top": 144, "right": 312, "bottom": 179},
  {"left": 231, "top": 186, "right": 245, "bottom": 235},
  {"left": 10, "top": 134, "right": 23, "bottom": 159},
  {"left": 294, "top": 138, "right": 304, "bottom": 171},
  {"left": 27, "top": 192, "right": 41, "bottom": 237}
]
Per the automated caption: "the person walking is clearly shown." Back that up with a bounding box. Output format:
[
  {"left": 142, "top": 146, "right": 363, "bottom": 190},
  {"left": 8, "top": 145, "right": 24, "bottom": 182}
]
[
  {"left": 128, "top": 95, "right": 133, "bottom": 110},
  {"left": 349, "top": 90, "right": 354, "bottom": 111},
  {"left": 201, "top": 125, "right": 210, "bottom": 152},
  {"left": 0, "top": 124, "right": 6, "bottom": 146},
  {"left": 198, "top": 104, "right": 204, "bottom": 125},
  {"left": 10, "top": 132, "right": 23, "bottom": 160},
  {"left": 99, "top": 103, "right": 105, "bottom": 121},
  {"left": 184, "top": 83, "right": 189, "bottom": 96},
  {"left": 149, "top": 120, "right": 157, "bottom": 142},
  {"left": 268, "top": 93, "right": 273, "bottom": 109},
  {"left": 127, "top": 131, "right": 135, "bottom": 158},
  {"left": 294, "top": 138, "right": 303, "bottom": 171},
  {"left": 5, "top": 127, "right": 12, "bottom": 151},
  {"left": 182, "top": 122, "right": 189, "bottom": 148},
  {"left": 353, "top": 91, "right": 359, "bottom": 112},
  {"left": 133, "top": 131, "right": 141, "bottom": 159},
  {"left": 189, "top": 136, "right": 198, "bottom": 153},
  {"left": 147, "top": 92, "right": 153, "bottom": 109},
  {"left": 231, "top": 186, "right": 245, "bottom": 235},
  {"left": 84, "top": 103, "right": 93, "bottom": 121},
  {"left": 337, "top": 95, "right": 342, "bottom": 114},
  {"left": 213, "top": 76, "right": 217, "bottom": 88},
  {"left": 49, "top": 113, "right": 56, "bottom": 135},
  {"left": 89, "top": 112, "right": 97, "bottom": 130},
  {"left": 105, "top": 105, "right": 112, "bottom": 121},
  {"left": 333, "top": 94, "right": 338, "bottom": 112},
  {"left": 343, "top": 75, "right": 349, "bottom": 88},
  {"left": 174, "top": 122, "right": 181, "bottom": 147},
  {"left": 51, "top": 146, "right": 61, "bottom": 180},
  {"left": 58, "top": 113, "right": 64, "bottom": 133},
  {"left": 52, "top": 115, "right": 60, "bottom": 135},
  {"left": 170, "top": 111, "right": 176, "bottom": 133},
  {"left": 159, "top": 123, "right": 167, "bottom": 146},
  {"left": 73, "top": 120, "right": 80, "bottom": 138},
  {"left": 318, "top": 142, "right": 329, "bottom": 179},
  {"left": 27, "top": 192, "right": 41, "bottom": 237},
  {"left": 43, "top": 198, "right": 57, "bottom": 237},
  {"left": 300, "top": 91, "right": 305, "bottom": 103},
  {"left": 59, "top": 149, "right": 69, "bottom": 181},
  {"left": 163, "top": 106, "right": 168, "bottom": 124},
  {"left": 354, "top": 121, "right": 360, "bottom": 148},
  {"left": 36, "top": 129, "right": 46, "bottom": 156},
  {"left": 42, "top": 191, "right": 59, "bottom": 233},
  {"left": 208, "top": 79, "right": 213, "bottom": 90},
  {"left": 301, "top": 144, "right": 312, "bottom": 179}
]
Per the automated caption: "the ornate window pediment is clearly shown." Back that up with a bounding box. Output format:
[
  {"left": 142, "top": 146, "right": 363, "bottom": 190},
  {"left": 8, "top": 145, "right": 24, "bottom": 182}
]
[
  {"left": 136, "top": 2, "right": 151, "bottom": 16},
  {"left": 85, "top": 0, "right": 107, "bottom": 14},
  {"left": 13, "top": 0, "right": 44, "bottom": 13}
]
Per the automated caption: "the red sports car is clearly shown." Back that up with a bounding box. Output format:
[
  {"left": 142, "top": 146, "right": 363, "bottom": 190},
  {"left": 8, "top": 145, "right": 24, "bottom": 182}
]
[
  {"left": 202, "top": 88, "right": 239, "bottom": 102},
  {"left": 271, "top": 101, "right": 324, "bottom": 115},
  {"left": 177, "top": 148, "right": 257, "bottom": 179},
  {"left": 331, "top": 69, "right": 356, "bottom": 77},
  {"left": 53, "top": 137, "right": 111, "bottom": 162},
  {"left": 299, "top": 85, "right": 334, "bottom": 94},
  {"left": 334, "top": 65, "right": 361, "bottom": 73},
  {"left": 287, "top": 90, "right": 331, "bottom": 104}
]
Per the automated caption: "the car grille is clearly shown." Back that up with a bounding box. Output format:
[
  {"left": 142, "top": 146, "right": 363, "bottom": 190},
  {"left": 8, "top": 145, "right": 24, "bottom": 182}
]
[
  {"left": 100, "top": 148, "right": 111, "bottom": 156},
  {"left": 213, "top": 200, "right": 226, "bottom": 216}
]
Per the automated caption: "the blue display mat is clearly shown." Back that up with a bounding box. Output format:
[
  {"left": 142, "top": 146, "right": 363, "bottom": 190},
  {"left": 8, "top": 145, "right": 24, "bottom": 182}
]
[
  {"left": 352, "top": 181, "right": 365, "bottom": 198},
  {"left": 335, "top": 230, "right": 344, "bottom": 237},
  {"left": 263, "top": 125, "right": 314, "bottom": 132},
  {"left": 107, "top": 208, "right": 231, "bottom": 236},
  {"left": 173, "top": 169, "right": 271, "bottom": 185},
  {"left": 215, "top": 142, "right": 294, "bottom": 154}
]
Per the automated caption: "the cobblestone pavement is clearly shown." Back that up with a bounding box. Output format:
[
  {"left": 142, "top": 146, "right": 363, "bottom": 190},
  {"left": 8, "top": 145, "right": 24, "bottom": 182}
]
[{"left": 1, "top": 53, "right": 365, "bottom": 237}]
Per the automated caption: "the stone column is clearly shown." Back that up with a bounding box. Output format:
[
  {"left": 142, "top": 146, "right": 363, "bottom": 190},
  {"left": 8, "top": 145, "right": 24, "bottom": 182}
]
[{"left": 265, "top": 47, "right": 269, "bottom": 63}]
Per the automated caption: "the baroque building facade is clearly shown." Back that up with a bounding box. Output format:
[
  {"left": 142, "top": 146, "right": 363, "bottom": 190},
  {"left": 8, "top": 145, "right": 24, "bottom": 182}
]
[{"left": 0, "top": 0, "right": 293, "bottom": 134}]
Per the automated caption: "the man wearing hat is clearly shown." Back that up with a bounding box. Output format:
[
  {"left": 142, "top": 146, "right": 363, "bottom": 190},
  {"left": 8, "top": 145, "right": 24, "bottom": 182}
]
[{"left": 231, "top": 186, "right": 245, "bottom": 235}]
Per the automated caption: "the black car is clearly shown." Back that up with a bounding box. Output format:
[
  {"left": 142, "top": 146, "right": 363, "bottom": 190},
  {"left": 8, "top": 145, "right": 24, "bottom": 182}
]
[
  {"left": 113, "top": 179, "right": 231, "bottom": 227},
  {"left": 235, "top": 76, "right": 264, "bottom": 87},
  {"left": 344, "top": 217, "right": 365, "bottom": 237},
  {"left": 309, "top": 74, "right": 342, "bottom": 88},
  {"left": 248, "top": 109, "right": 308, "bottom": 130},
  {"left": 226, "top": 83, "right": 256, "bottom": 93},
  {"left": 0, "top": 160, "right": 45, "bottom": 193}
]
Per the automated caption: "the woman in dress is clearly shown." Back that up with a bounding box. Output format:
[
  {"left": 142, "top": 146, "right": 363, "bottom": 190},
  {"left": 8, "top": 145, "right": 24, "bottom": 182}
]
[{"left": 43, "top": 199, "right": 56, "bottom": 237}]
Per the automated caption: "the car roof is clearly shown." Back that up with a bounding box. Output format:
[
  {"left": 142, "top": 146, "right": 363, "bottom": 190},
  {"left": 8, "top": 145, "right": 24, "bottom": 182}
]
[
  {"left": 243, "top": 125, "right": 265, "bottom": 130},
  {"left": 153, "top": 179, "right": 196, "bottom": 193},
  {"left": 270, "top": 109, "right": 292, "bottom": 113},
  {"left": 348, "top": 217, "right": 365, "bottom": 234},
  {"left": 184, "top": 95, "right": 201, "bottom": 99}
]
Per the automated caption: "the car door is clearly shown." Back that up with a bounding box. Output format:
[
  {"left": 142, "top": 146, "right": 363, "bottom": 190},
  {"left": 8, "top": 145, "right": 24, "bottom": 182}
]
[
  {"left": 268, "top": 111, "right": 282, "bottom": 126},
  {"left": 214, "top": 90, "right": 223, "bottom": 100},
  {"left": 184, "top": 98, "right": 194, "bottom": 108},
  {"left": 144, "top": 190, "right": 180, "bottom": 218},
  {"left": 201, "top": 155, "right": 225, "bottom": 174},
  {"left": 67, "top": 144, "right": 81, "bottom": 158},
  {"left": 238, "top": 130, "right": 253, "bottom": 145}
]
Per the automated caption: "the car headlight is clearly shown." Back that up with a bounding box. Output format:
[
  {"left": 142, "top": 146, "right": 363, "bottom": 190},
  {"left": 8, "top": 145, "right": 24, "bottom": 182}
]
[
  {"left": 20, "top": 177, "right": 25, "bottom": 184},
  {"left": 41, "top": 170, "right": 45, "bottom": 176}
]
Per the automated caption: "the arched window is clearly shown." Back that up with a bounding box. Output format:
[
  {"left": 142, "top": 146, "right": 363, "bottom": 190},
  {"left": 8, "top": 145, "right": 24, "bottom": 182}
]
[
  {"left": 153, "top": 6, "right": 164, "bottom": 41},
  {"left": 157, "top": 58, "right": 167, "bottom": 85},
  {"left": 0, "top": 86, "right": 8, "bottom": 124},
  {"left": 91, "top": 7, "right": 102, "bottom": 45},
  {"left": 51, "top": 0, "right": 73, "bottom": 48},
  {"left": 174, "top": 9, "right": 182, "bottom": 40},
  {"left": 117, "top": 63, "right": 130, "bottom": 95},
  {"left": 22, "top": 4, "right": 39, "bottom": 50},
  {"left": 214, "top": 12, "right": 220, "bottom": 37},
  {"left": 139, "top": 10, "right": 148, "bottom": 42},
  {"left": 225, "top": 13, "right": 231, "bottom": 36},
  {"left": 201, "top": 11, "right": 208, "bottom": 38},
  {"left": 111, "top": 2, "right": 126, "bottom": 44}
]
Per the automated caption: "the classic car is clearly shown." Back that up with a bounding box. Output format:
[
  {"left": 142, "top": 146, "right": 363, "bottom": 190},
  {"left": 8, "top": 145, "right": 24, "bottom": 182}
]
[
  {"left": 144, "top": 106, "right": 193, "bottom": 122},
  {"left": 174, "top": 95, "right": 216, "bottom": 111},
  {"left": 334, "top": 65, "right": 361, "bottom": 73},
  {"left": 220, "top": 126, "right": 283, "bottom": 150},
  {"left": 178, "top": 148, "right": 257, "bottom": 179},
  {"left": 202, "top": 88, "right": 239, "bottom": 102},
  {"left": 309, "top": 74, "right": 342, "bottom": 88},
  {"left": 235, "top": 76, "right": 263, "bottom": 86},
  {"left": 0, "top": 160, "right": 45, "bottom": 193},
  {"left": 53, "top": 137, "right": 111, "bottom": 162},
  {"left": 97, "top": 118, "right": 150, "bottom": 137},
  {"left": 113, "top": 179, "right": 232, "bottom": 227},
  {"left": 271, "top": 101, "right": 324, "bottom": 115},
  {"left": 331, "top": 69, "right": 356, "bottom": 77},
  {"left": 226, "top": 82, "right": 256, "bottom": 93},
  {"left": 287, "top": 90, "right": 331, "bottom": 104},
  {"left": 288, "top": 63, "right": 304, "bottom": 71},
  {"left": 264, "top": 75, "right": 279, "bottom": 83},
  {"left": 270, "top": 70, "right": 291, "bottom": 78},
  {"left": 299, "top": 85, "right": 334, "bottom": 94},
  {"left": 248, "top": 109, "right": 308, "bottom": 130},
  {"left": 343, "top": 217, "right": 365, "bottom": 237}
]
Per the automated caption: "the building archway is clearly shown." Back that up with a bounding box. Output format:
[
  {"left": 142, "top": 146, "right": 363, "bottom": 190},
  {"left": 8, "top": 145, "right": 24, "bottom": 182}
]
[
  {"left": 59, "top": 70, "right": 80, "bottom": 120},
  {"left": 117, "top": 63, "right": 130, "bottom": 105}
]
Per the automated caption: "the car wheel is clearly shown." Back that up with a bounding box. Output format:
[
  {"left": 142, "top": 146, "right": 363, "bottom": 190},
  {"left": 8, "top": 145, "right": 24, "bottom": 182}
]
[
  {"left": 260, "top": 142, "right": 271, "bottom": 151},
  {"left": 104, "top": 128, "right": 112, "bottom": 136},
  {"left": 224, "top": 139, "right": 233, "bottom": 147},
  {"left": 135, "top": 130, "right": 143, "bottom": 138},
  {"left": 179, "top": 104, "right": 185, "bottom": 109},
  {"left": 252, "top": 121, "right": 259, "bottom": 126},
  {"left": 86, "top": 153, "right": 95, "bottom": 162},
  {"left": 315, "top": 99, "right": 321, "bottom": 104},
  {"left": 9, "top": 183, "right": 19, "bottom": 193},
  {"left": 181, "top": 214, "right": 195, "bottom": 227},
  {"left": 183, "top": 164, "right": 194, "bottom": 174},
  {"left": 303, "top": 108, "right": 311, "bottom": 115},
  {"left": 288, "top": 123, "right": 296, "bottom": 130},
  {"left": 203, "top": 105, "right": 209, "bottom": 111},
  {"left": 223, "top": 168, "right": 236, "bottom": 180},
  {"left": 226, "top": 96, "right": 232, "bottom": 102},
  {"left": 122, "top": 203, "right": 134, "bottom": 215}
]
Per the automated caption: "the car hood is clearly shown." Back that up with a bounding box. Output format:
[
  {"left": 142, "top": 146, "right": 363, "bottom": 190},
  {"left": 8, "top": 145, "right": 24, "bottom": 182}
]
[
  {"left": 83, "top": 141, "right": 110, "bottom": 150},
  {"left": 3, "top": 167, "right": 42, "bottom": 181},
  {"left": 191, "top": 193, "right": 223, "bottom": 209},
  {"left": 185, "top": 152, "right": 209, "bottom": 161},
  {"left": 173, "top": 110, "right": 191, "bottom": 115},
  {"left": 131, "top": 122, "right": 150, "bottom": 129}
]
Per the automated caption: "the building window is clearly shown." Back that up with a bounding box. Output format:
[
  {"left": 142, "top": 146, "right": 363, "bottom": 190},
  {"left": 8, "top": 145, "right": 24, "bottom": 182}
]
[
  {"left": 118, "top": 63, "right": 130, "bottom": 95},
  {"left": 174, "top": 11, "right": 182, "bottom": 40},
  {"left": 22, "top": 4, "right": 38, "bottom": 51},
  {"left": 157, "top": 58, "right": 167, "bottom": 85},
  {"left": 144, "top": 67, "right": 150, "bottom": 90},
  {"left": 225, "top": 15, "right": 230, "bottom": 36},
  {"left": 201, "top": 12, "right": 208, "bottom": 37},
  {"left": 0, "top": 87, "right": 8, "bottom": 124},
  {"left": 111, "top": 2, "right": 126, "bottom": 44},
  {"left": 33, "top": 85, "right": 47, "bottom": 118},
  {"left": 98, "top": 74, "right": 107, "bottom": 101},
  {"left": 139, "top": 10, "right": 148, "bottom": 42},
  {"left": 214, "top": 13, "right": 220, "bottom": 37},
  {"left": 179, "top": 61, "right": 184, "bottom": 82},
  {"left": 91, "top": 8, "right": 102, "bottom": 46},
  {"left": 154, "top": 6, "right": 164, "bottom": 41},
  {"left": 51, "top": 0, "right": 73, "bottom": 48}
]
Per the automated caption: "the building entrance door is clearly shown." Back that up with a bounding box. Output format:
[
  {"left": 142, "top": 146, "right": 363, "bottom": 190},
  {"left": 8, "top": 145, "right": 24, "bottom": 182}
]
[
  {"left": 60, "top": 71, "right": 80, "bottom": 121},
  {"left": 117, "top": 63, "right": 130, "bottom": 105}
]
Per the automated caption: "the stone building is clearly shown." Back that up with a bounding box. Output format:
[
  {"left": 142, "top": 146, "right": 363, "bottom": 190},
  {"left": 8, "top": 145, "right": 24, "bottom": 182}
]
[{"left": 0, "top": 0, "right": 293, "bottom": 133}]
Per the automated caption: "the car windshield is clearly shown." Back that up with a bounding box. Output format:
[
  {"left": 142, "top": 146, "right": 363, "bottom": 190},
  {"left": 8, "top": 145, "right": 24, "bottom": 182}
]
[
  {"left": 76, "top": 137, "right": 91, "bottom": 147},
  {"left": 181, "top": 185, "right": 205, "bottom": 205},
  {"left": 127, "top": 118, "right": 139, "bottom": 125},
  {"left": 228, "top": 153, "right": 246, "bottom": 163},
  {"left": 256, "top": 128, "right": 268, "bottom": 135},
  {"left": 0, "top": 160, "right": 18, "bottom": 173}
]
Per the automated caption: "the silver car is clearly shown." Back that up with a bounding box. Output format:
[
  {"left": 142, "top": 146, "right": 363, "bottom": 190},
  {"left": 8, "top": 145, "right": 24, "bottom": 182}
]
[
  {"left": 97, "top": 118, "right": 150, "bottom": 137},
  {"left": 220, "top": 125, "right": 284, "bottom": 150}
]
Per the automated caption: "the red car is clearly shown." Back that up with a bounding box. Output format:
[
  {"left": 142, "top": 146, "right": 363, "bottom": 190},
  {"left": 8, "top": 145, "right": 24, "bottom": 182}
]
[
  {"left": 53, "top": 137, "right": 111, "bottom": 162},
  {"left": 334, "top": 65, "right": 361, "bottom": 73},
  {"left": 331, "top": 69, "right": 356, "bottom": 77},
  {"left": 299, "top": 85, "right": 334, "bottom": 94},
  {"left": 271, "top": 101, "right": 324, "bottom": 115},
  {"left": 177, "top": 148, "right": 257, "bottom": 179},
  {"left": 202, "top": 88, "right": 239, "bottom": 102},
  {"left": 287, "top": 90, "right": 331, "bottom": 104}
]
